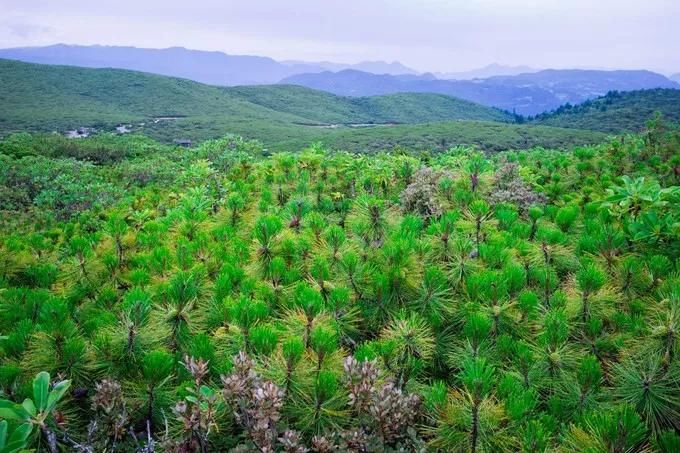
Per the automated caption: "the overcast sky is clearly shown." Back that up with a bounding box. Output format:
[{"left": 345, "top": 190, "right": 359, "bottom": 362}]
[{"left": 1, "top": 0, "right": 678, "bottom": 74}]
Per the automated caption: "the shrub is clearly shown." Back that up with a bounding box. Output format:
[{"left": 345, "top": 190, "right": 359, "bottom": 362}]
[
  {"left": 489, "top": 163, "right": 546, "bottom": 212},
  {"left": 399, "top": 167, "right": 449, "bottom": 219}
]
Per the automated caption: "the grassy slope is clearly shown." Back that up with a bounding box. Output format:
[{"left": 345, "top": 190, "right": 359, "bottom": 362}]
[
  {"left": 226, "top": 85, "right": 514, "bottom": 124},
  {"left": 532, "top": 88, "right": 680, "bottom": 132},
  {"left": 0, "top": 58, "right": 310, "bottom": 132},
  {"left": 0, "top": 58, "right": 605, "bottom": 152}
]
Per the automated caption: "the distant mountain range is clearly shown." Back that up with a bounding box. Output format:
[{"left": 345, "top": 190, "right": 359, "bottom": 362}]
[
  {"left": 0, "top": 44, "right": 545, "bottom": 83},
  {"left": 436, "top": 63, "right": 539, "bottom": 80},
  {"left": 281, "top": 59, "right": 419, "bottom": 75},
  {"left": 0, "top": 44, "right": 319, "bottom": 85},
  {"left": 281, "top": 69, "right": 679, "bottom": 115},
  {"left": 670, "top": 73, "right": 680, "bottom": 83},
  {"left": 0, "top": 44, "right": 678, "bottom": 116},
  {"left": 0, "top": 44, "right": 420, "bottom": 86}
]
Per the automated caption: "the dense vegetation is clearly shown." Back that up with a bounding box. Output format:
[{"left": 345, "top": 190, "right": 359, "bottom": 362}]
[
  {"left": 0, "top": 59, "right": 609, "bottom": 152},
  {"left": 531, "top": 89, "right": 680, "bottom": 133},
  {"left": 304, "top": 121, "right": 606, "bottom": 154},
  {"left": 1, "top": 114, "right": 679, "bottom": 452}
]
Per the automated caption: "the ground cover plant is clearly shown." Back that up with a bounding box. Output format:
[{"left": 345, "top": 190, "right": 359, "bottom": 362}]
[{"left": 0, "top": 119, "right": 679, "bottom": 452}]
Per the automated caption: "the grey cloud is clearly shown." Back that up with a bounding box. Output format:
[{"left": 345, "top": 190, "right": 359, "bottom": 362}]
[{"left": 0, "top": 0, "right": 678, "bottom": 73}]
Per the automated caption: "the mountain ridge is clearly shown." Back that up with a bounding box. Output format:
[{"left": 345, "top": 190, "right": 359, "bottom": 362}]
[
  {"left": 436, "top": 63, "right": 539, "bottom": 80},
  {"left": 281, "top": 59, "right": 418, "bottom": 75},
  {"left": 281, "top": 68, "right": 679, "bottom": 115},
  {"left": 0, "top": 43, "right": 313, "bottom": 86},
  {"left": 0, "top": 44, "right": 420, "bottom": 85}
]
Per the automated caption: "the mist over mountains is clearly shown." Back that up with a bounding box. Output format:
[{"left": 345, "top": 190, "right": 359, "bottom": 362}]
[
  {"left": 435, "top": 63, "right": 539, "bottom": 80},
  {"left": 281, "top": 59, "right": 419, "bottom": 75},
  {"left": 0, "top": 43, "right": 678, "bottom": 115},
  {"left": 0, "top": 44, "right": 317, "bottom": 86},
  {"left": 0, "top": 44, "right": 420, "bottom": 85}
]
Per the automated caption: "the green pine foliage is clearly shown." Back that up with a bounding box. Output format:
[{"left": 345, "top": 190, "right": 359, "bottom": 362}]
[{"left": 0, "top": 120, "right": 679, "bottom": 451}]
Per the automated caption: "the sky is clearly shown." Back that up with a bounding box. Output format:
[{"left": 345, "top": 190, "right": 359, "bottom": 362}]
[{"left": 1, "top": 0, "right": 679, "bottom": 74}]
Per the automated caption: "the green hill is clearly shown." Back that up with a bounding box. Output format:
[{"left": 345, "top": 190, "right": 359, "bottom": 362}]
[
  {"left": 0, "top": 58, "right": 310, "bottom": 133},
  {"left": 0, "top": 58, "right": 605, "bottom": 151},
  {"left": 0, "top": 58, "right": 509, "bottom": 131},
  {"left": 227, "top": 85, "right": 514, "bottom": 124},
  {"left": 532, "top": 88, "right": 680, "bottom": 132}
]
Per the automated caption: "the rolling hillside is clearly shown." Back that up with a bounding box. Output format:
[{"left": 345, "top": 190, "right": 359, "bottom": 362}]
[
  {"left": 532, "top": 89, "right": 680, "bottom": 132},
  {"left": 282, "top": 69, "right": 556, "bottom": 114},
  {"left": 0, "top": 58, "right": 606, "bottom": 151},
  {"left": 227, "top": 85, "right": 514, "bottom": 124},
  {"left": 282, "top": 68, "right": 679, "bottom": 115},
  {"left": 0, "top": 58, "right": 511, "bottom": 132},
  {"left": 0, "top": 58, "right": 313, "bottom": 132}
]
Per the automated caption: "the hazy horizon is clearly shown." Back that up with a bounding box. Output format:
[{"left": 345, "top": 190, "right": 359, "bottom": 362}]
[
  {"left": 2, "top": 0, "right": 679, "bottom": 74},
  {"left": 4, "top": 42, "right": 671, "bottom": 76}
]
